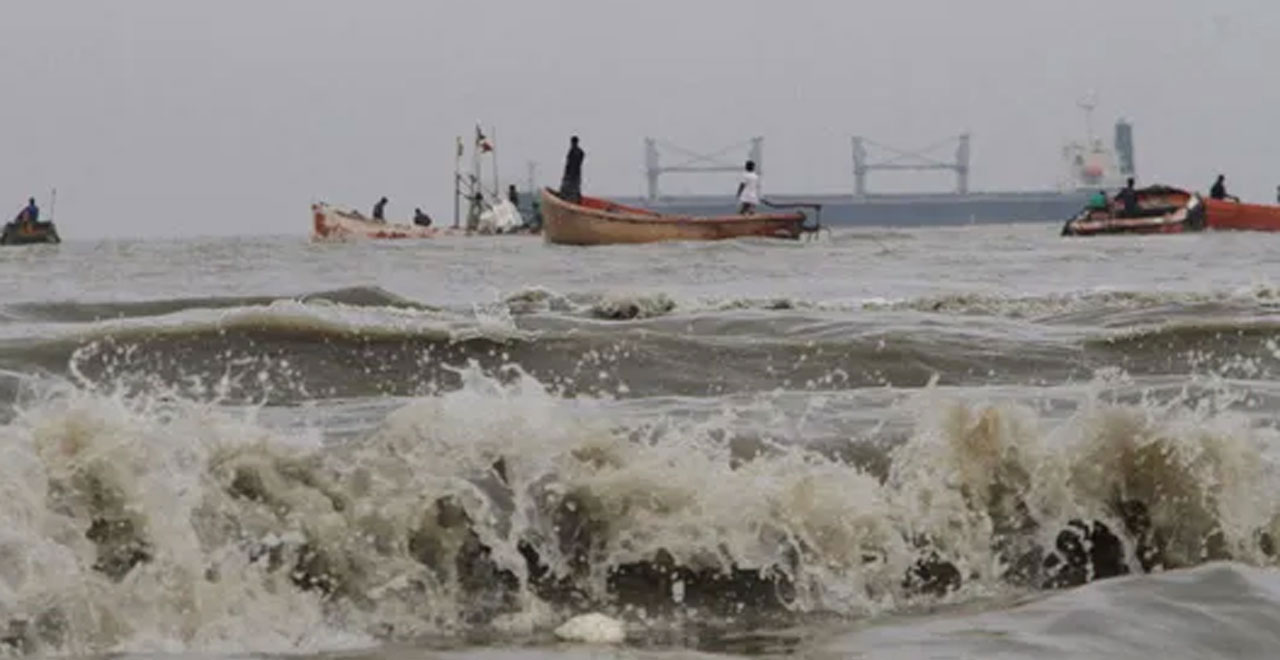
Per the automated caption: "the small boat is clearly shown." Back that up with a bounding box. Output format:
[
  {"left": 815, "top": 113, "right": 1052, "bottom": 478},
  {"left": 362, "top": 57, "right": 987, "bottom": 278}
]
[
  {"left": 312, "top": 203, "right": 459, "bottom": 240},
  {"left": 540, "top": 189, "right": 815, "bottom": 246},
  {"left": 312, "top": 201, "right": 535, "bottom": 241},
  {"left": 0, "top": 220, "right": 60, "bottom": 245},
  {"left": 1061, "top": 186, "right": 1205, "bottom": 236}
]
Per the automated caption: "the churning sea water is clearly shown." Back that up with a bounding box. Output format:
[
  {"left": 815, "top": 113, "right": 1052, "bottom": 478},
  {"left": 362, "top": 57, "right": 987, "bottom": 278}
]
[{"left": 2, "top": 225, "right": 1280, "bottom": 658}]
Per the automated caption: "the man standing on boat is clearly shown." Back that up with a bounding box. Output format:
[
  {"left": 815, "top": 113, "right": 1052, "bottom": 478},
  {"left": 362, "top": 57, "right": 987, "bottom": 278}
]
[
  {"left": 560, "top": 136, "right": 584, "bottom": 203},
  {"left": 1210, "top": 175, "right": 1238, "bottom": 202},
  {"left": 466, "top": 192, "right": 484, "bottom": 231},
  {"left": 736, "top": 160, "right": 760, "bottom": 215},
  {"left": 1114, "top": 178, "right": 1139, "bottom": 217},
  {"left": 13, "top": 198, "right": 38, "bottom": 225}
]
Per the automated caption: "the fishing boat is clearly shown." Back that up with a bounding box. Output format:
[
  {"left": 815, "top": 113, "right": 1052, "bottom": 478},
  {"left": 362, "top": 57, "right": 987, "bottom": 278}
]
[
  {"left": 1202, "top": 197, "right": 1280, "bottom": 232},
  {"left": 312, "top": 124, "right": 537, "bottom": 240},
  {"left": 1062, "top": 185, "right": 1280, "bottom": 236},
  {"left": 540, "top": 189, "right": 815, "bottom": 246},
  {"left": 1061, "top": 186, "right": 1205, "bottom": 236},
  {"left": 312, "top": 203, "right": 458, "bottom": 240},
  {"left": 311, "top": 201, "right": 530, "bottom": 240},
  {"left": 0, "top": 220, "right": 60, "bottom": 245}
]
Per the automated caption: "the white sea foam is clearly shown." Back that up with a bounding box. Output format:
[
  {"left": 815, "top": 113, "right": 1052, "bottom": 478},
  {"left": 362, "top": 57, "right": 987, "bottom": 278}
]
[{"left": 0, "top": 366, "right": 1276, "bottom": 654}]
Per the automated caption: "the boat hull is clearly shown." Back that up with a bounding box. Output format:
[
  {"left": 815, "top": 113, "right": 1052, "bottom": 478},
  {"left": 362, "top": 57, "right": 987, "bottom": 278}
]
[
  {"left": 618, "top": 191, "right": 1092, "bottom": 228},
  {"left": 1204, "top": 198, "right": 1280, "bottom": 231},
  {"left": 312, "top": 203, "right": 459, "bottom": 240},
  {"left": 1061, "top": 187, "right": 1204, "bottom": 236},
  {"left": 1, "top": 221, "right": 60, "bottom": 245},
  {"left": 540, "top": 189, "right": 809, "bottom": 246}
]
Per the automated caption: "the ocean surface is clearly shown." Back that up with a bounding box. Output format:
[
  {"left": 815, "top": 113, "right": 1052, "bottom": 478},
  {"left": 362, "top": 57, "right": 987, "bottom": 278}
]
[{"left": 3, "top": 226, "right": 1280, "bottom": 659}]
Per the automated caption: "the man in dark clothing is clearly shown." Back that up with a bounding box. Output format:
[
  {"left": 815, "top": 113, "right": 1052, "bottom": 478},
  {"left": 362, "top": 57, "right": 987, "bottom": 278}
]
[
  {"left": 560, "top": 136, "right": 584, "bottom": 202},
  {"left": 466, "top": 192, "right": 484, "bottom": 231},
  {"left": 1210, "top": 175, "right": 1236, "bottom": 202},
  {"left": 1114, "top": 178, "right": 1139, "bottom": 217},
  {"left": 413, "top": 208, "right": 432, "bottom": 227},
  {"left": 373, "top": 197, "right": 388, "bottom": 221},
  {"left": 507, "top": 184, "right": 519, "bottom": 207}
]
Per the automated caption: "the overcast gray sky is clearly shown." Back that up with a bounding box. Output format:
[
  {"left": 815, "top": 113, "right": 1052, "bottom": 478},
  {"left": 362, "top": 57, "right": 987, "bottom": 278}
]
[{"left": 2, "top": 0, "right": 1277, "bottom": 237}]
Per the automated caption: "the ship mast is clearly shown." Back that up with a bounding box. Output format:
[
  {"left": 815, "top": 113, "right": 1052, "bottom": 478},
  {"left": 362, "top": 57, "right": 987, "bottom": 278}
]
[{"left": 1077, "top": 91, "right": 1098, "bottom": 145}]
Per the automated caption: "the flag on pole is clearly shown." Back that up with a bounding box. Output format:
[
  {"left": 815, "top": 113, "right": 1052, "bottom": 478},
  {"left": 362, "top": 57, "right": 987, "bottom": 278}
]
[{"left": 476, "top": 124, "right": 494, "bottom": 153}]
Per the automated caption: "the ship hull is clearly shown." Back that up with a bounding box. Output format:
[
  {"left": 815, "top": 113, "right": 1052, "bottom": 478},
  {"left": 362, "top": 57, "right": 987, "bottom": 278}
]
[{"left": 613, "top": 191, "right": 1092, "bottom": 228}]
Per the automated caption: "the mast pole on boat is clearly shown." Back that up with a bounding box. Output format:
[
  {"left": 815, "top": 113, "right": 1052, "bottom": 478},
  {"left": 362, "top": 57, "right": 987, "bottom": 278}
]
[
  {"left": 468, "top": 123, "right": 484, "bottom": 229},
  {"left": 472, "top": 124, "right": 482, "bottom": 200},
  {"left": 453, "top": 135, "right": 462, "bottom": 228},
  {"left": 491, "top": 126, "right": 500, "bottom": 199}
]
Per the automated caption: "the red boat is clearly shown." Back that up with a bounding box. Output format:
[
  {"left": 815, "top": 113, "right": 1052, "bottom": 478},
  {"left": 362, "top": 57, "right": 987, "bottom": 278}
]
[
  {"left": 1061, "top": 186, "right": 1205, "bottom": 236},
  {"left": 1062, "top": 185, "right": 1280, "bottom": 236},
  {"left": 1202, "top": 197, "right": 1280, "bottom": 231}
]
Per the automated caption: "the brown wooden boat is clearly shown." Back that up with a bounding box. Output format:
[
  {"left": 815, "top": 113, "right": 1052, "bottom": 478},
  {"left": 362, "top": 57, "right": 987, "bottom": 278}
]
[{"left": 540, "top": 189, "right": 815, "bottom": 246}]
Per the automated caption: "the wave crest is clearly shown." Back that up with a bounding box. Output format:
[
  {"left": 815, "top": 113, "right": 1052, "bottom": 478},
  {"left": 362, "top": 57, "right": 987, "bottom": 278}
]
[{"left": 1, "top": 370, "right": 1278, "bottom": 653}]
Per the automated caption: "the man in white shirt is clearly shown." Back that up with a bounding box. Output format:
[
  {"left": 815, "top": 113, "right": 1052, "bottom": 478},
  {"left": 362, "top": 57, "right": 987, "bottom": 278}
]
[{"left": 736, "top": 160, "right": 760, "bottom": 214}]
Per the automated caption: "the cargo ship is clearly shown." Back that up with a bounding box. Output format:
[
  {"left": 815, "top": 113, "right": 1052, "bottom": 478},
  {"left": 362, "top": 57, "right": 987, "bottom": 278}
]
[{"left": 612, "top": 103, "right": 1136, "bottom": 229}]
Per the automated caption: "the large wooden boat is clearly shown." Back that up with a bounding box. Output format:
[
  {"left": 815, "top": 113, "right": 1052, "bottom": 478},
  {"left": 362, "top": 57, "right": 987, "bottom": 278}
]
[
  {"left": 1, "top": 220, "right": 60, "bottom": 245},
  {"left": 540, "top": 189, "right": 814, "bottom": 246}
]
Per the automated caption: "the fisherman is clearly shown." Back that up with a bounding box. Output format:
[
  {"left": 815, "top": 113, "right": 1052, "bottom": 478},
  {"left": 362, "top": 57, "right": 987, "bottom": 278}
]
[
  {"left": 507, "top": 184, "right": 519, "bottom": 208},
  {"left": 1210, "top": 175, "right": 1238, "bottom": 202},
  {"left": 559, "top": 136, "right": 584, "bottom": 202},
  {"left": 13, "top": 198, "right": 38, "bottom": 225},
  {"left": 1114, "top": 177, "right": 1139, "bottom": 217},
  {"left": 466, "top": 191, "right": 484, "bottom": 231},
  {"left": 413, "top": 208, "right": 432, "bottom": 227},
  {"left": 529, "top": 196, "right": 542, "bottom": 230},
  {"left": 1087, "top": 189, "right": 1109, "bottom": 211},
  {"left": 372, "top": 197, "right": 388, "bottom": 221},
  {"left": 736, "top": 160, "right": 761, "bottom": 215}
]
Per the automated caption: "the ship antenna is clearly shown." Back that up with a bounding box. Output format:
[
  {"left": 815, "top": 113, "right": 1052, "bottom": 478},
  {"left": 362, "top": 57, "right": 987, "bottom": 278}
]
[{"left": 1077, "top": 91, "right": 1098, "bottom": 143}]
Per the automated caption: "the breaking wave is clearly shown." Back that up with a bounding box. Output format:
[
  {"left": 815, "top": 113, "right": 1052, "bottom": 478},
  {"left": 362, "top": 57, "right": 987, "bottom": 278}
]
[
  {"left": 502, "top": 287, "right": 676, "bottom": 320},
  {"left": 862, "top": 285, "right": 1280, "bottom": 324},
  {"left": 2, "top": 366, "right": 1279, "bottom": 654},
  {"left": 2, "top": 289, "right": 1280, "bottom": 406},
  {"left": 0, "top": 287, "right": 432, "bottom": 324},
  {"left": 504, "top": 283, "right": 1280, "bottom": 328}
]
